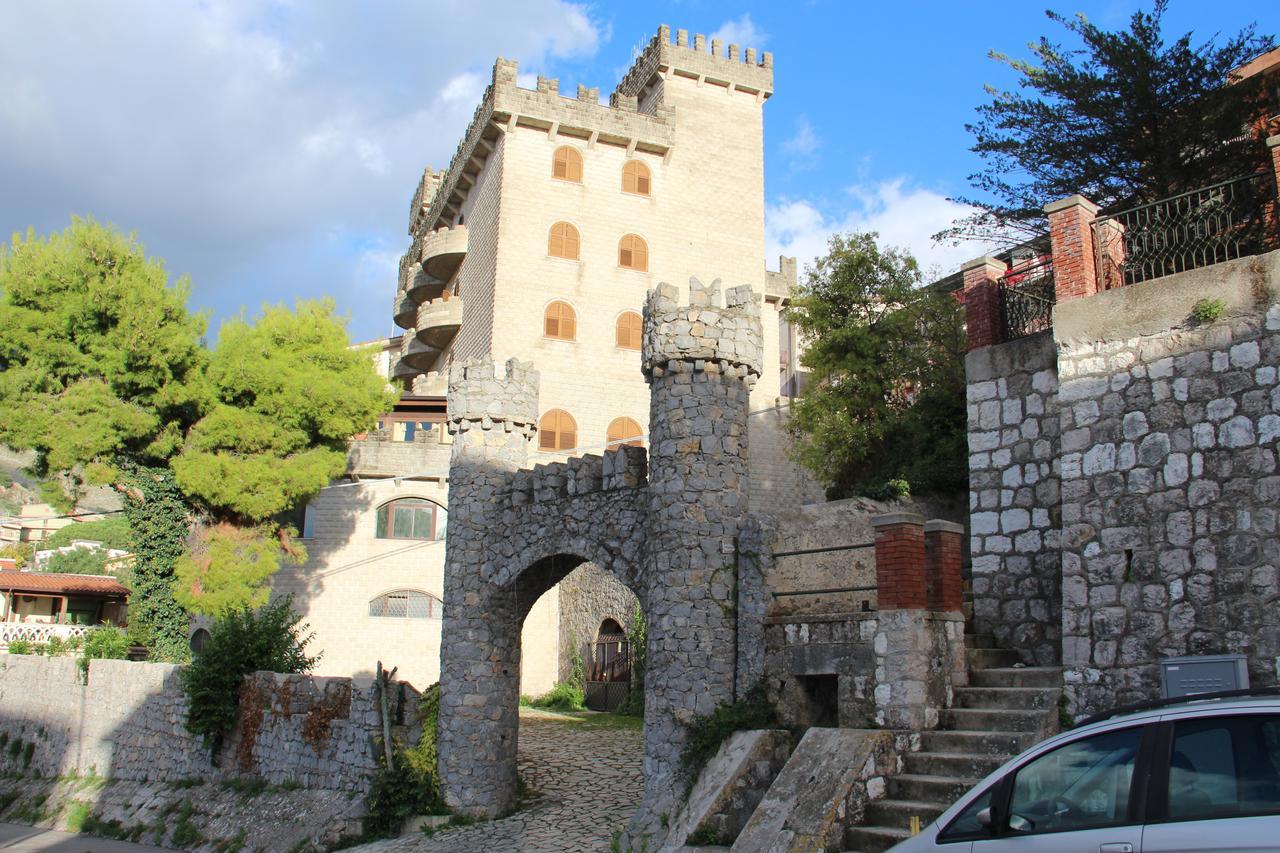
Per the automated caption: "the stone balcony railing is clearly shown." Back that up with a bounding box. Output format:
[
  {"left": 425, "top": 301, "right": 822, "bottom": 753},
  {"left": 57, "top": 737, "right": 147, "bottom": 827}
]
[
  {"left": 347, "top": 431, "right": 453, "bottom": 479},
  {"left": 416, "top": 295, "right": 464, "bottom": 351},
  {"left": 420, "top": 224, "right": 468, "bottom": 283},
  {"left": 393, "top": 290, "right": 418, "bottom": 330},
  {"left": 399, "top": 332, "right": 441, "bottom": 373},
  {"left": 0, "top": 622, "right": 89, "bottom": 648}
]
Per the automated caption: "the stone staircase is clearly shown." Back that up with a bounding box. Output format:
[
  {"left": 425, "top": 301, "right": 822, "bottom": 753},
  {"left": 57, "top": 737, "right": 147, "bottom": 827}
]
[{"left": 843, "top": 637, "right": 1062, "bottom": 852}]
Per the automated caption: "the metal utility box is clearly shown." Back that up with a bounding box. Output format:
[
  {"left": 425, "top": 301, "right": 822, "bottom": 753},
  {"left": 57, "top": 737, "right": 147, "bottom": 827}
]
[{"left": 1160, "top": 654, "right": 1250, "bottom": 698}]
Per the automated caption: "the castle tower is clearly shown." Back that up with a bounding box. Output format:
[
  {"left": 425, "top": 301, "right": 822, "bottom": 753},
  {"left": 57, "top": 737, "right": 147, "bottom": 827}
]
[
  {"left": 635, "top": 278, "right": 763, "bottom": 829},
  {"left": 436, "top": 357, "right": 539, "bottom": 816}
]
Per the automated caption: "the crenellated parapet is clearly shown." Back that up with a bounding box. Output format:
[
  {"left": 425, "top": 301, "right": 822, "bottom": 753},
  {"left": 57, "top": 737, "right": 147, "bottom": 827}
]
[
  {"left": 446, "top": 357, "right": 539, "bottom": 437},
  {"left": 614, "top": 24, "right": 773, "bottom": 102},
  {"left": 642, "top": 278, "right": 763, "bottom": 383},
  {"left": 508, "top": 446, "right": 647, "bottom": 507}
]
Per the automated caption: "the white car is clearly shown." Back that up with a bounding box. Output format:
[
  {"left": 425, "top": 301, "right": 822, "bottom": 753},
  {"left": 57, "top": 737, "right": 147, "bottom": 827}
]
[{"left": 889, "top": 689, "right": 1280, "bottom": 852}]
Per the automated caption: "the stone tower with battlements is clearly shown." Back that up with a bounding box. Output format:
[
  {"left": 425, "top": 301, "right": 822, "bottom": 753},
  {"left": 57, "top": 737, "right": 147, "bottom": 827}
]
[{"left": 436, "top": 278, "right": 762, "bottom": 844}]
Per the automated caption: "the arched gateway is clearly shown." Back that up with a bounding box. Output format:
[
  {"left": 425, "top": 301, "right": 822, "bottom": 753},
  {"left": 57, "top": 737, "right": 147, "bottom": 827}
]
[{"left": 437, "top": 279, "right": 765, "bottom": 841}]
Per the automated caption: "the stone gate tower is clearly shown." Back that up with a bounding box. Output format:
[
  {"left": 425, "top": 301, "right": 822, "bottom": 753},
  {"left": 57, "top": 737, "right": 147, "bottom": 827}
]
[{"left": 436, "top": 278, "right": 762, "bottom": 842}]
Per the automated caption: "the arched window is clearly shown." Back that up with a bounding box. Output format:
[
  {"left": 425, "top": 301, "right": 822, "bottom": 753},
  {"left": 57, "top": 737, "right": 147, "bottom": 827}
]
[
  {"left": 607, "top": 417, "right": 643, "bottom": 448},
  {"left": 552, "top": 146, "right": 582, "bottom": 182},
  {"left": 622, "top": 160, "right": 651, "bottom": 196},
  {"left": 538, "top": 409, "right": 577, "bottom": 452},
  {"left": 189, "top": 628, "right": 211, "bottom": 654},
  {"left": 548, "top": 222, "right": 580, "bottom": 260},
  {"left": 619, "top": 234, "right": 648, "bottom": 271},
  {"left": 375, "top": 498, "right": 447, "bottom": 540},
  {"left": 369, "top": 589, "right": 442, "bottom": 619},
  {"left": 544, "top": 301, "right": 576, "bottom": 340},
  {"left": 615, "top": 311, "right": 642, "bottom": 350}
]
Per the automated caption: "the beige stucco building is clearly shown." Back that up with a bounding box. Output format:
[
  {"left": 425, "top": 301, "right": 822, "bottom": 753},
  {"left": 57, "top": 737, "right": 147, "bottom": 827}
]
[{"left": 268, "top": 25, "right": 819, "bottom": 693}]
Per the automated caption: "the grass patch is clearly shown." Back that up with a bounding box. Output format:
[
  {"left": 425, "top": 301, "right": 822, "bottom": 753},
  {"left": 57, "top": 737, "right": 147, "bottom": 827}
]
[
  {"left": 523, "top": 681, "right": 586, "bottom": 712},
  {"left": 65, "top": 800, "right": 91, "bottom": 833},
  {"left": 168, "top": 799, "right": 203, "bottom": 847},
  {"left": 220, "top": 777, "right": 269, "bottom": 798},
  {"left": 678, "top": 684, "right": 776, "bottom": 793}
]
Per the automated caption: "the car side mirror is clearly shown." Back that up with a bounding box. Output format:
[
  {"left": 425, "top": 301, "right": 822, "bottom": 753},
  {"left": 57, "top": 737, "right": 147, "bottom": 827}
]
[{"left": 976, "top": 807, "right": 993, "bottom": 828}]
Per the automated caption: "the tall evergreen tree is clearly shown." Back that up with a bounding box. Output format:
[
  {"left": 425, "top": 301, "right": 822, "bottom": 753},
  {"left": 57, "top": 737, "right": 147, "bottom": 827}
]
[{"left": 942, "top": 2, "right": 1275, "bottom": 245}]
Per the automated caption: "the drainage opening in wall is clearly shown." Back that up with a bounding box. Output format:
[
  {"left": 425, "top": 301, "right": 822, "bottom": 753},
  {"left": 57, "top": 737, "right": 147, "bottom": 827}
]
[{"left": 797, "top": 674, "right": 839, "bottom": 728}]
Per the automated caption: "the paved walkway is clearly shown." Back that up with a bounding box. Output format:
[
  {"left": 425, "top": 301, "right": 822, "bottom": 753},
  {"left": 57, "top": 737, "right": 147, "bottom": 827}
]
[
  {"left": 0, "top": 823, "right": 169, "bottom": 852},
  {"left": 356, "top": 710, "right": 644, "bottom": 853}
]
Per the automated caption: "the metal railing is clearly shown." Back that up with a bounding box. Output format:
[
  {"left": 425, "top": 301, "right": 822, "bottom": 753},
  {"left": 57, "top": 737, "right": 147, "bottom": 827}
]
[
  {"left": 1091, "top": 172, "right": 1275, "bottom": 289},
  {"left": 998, "top": 257, "right": 1056, "bottom": 341}
]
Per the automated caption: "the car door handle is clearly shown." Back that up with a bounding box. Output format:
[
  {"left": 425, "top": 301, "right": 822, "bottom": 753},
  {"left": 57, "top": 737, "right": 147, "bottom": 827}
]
[{"left": 1099, "top": 845, "right": 1134, "bottom": 853}]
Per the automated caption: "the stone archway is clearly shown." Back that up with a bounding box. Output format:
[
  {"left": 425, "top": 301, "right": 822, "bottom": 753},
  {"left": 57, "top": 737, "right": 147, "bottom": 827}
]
[{"left": 437, "top": 280, "right": 764, "bottom": 844}]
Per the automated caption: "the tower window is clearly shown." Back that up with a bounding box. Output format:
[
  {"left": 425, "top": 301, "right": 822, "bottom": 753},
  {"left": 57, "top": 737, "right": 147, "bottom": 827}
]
[
  {"left": 622, "top": 160, "right": 651, "bottom": 196},
  {"left": 606, "top": 417, "right": 644, "bottom": 448},
  {"left": 369, "top": 589, "right": 442, "bottom": 619},
  {"left": 616, "top": 311, "right": 642, "bottom": 350},
  {"left": 549, "top": 221, "right": 581, "bottom": 260},
  {"left": 619, "top": 234, "right": 648, "bottom": 271},
  {"left": 552, "top": 146, "right": 583, "bottom": 183},
  {"left": 544, "top": 301, "right": 577, "bottom": 341},
  {"left": 375, "top": 498, "right": 447, "bottom": 540},
  {"left": 538, "top": 409, "right": 577, "bottom": 452}
]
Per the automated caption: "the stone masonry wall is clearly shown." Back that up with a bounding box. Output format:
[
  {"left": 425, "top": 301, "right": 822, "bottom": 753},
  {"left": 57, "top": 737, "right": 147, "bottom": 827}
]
[
  {"left": 966, "top": 332, "right": 1062, "bottom": 666},
  {"left": 1055, "top": 251, "right": 1280, "bottom": 715},
  {"left": 0, "top": 655, "right": 410, "bottom": 793},
  {"left": 557, "top": 561, "right": 641, "bottom": 683}
]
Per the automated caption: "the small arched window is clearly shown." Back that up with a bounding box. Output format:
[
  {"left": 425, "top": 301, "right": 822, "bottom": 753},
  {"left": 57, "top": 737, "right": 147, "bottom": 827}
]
[
  {"left": 189, "top": 628, "right": 211, "bottom": 654},
  {"left": 375, "top": 498, "right": 447, "bottom": 540},
  {"left": 369, "top": 589, "right": 442, "bottom": 620},
  {"left": 544, "top": 301, "right": 576, "bottom": 340},
  {"left": 619, "top": 234, "right": 648, "bottom": 271},
  {"left": 615, "top": 311, "right": 643, "bottom": 350},
  {"left": 552, "top": 146, "right": 583, "bottom": 182},
  {"left": 549, "top": 222, "right": 581, "bottom": 260},
  {"left": 622, "top": 160, "right": 651, "bottom": 196},
  {"left": 607, "top": 417, "right": 643, "bottom": 448},
  {"left": 539, "top": 409, "right": 577, "bottom": 452}
]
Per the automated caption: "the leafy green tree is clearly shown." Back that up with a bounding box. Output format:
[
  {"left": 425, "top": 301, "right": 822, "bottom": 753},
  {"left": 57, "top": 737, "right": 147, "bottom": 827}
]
[
  {"left": 943, "top": 2, "right": 1275, "bottom": 244},
  {"left": 43, "top": 516, "right": 134, "bottom": 551},
  {"left": 42, "top": 547, "right": 110, "bottom": 575},
  {"left": 786, "top": 232, "right": 967, "bottom": 500},
  {"left": 0, "top": 220, "right": 394, "bottom": 648}
]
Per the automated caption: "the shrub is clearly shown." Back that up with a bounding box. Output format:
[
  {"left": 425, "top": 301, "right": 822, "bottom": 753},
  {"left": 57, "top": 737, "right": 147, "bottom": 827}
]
[
  {"left": 678, "top": 684, "right": 776, "bottom": 792},
  {"left": 79, "top": 626, "right": 130, "bottom": 680},
  {"left": 0, "top": 543, "right": 33, "bottom": 569},
  {"left": 181, "top": 597, "right": 317, "bottom": 754},
  {"left": 526, "top": 682, "right": 586, "bottom": 712},
  {"left": 1192, "top": 297, "right": 1227, "bottom": 324},
  {"left": 6, "top": 640, "right": 32, "bottom": 655},
  {"left": 44, "top": 517, "right": 134, "bottom": 552},
  {"left": 42, "top": 547, "right": 111, "bottom": 575}
]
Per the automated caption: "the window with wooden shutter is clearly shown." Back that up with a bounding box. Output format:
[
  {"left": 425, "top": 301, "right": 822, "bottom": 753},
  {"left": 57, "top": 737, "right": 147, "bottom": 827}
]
[
  {"left": 548, "top": 221, "right": 580, "bottom": 260},
  {"left": 606, "top": 417, "right": 643, "bottom": 448},
  {"left": 544, "top": 301, "right": 576, "bottom": 340},
  {"left": 616, "top": 311, "right": 642, "bottom": 349},
  {"left": 622, "top": 160, "right": 651, "bottom": 196},
  {"left": 552, "top": 146, "right": 582, "bottom": 182},
  {"left": 538, "top": 409, "right": 577, "bottom": 452},
  {"left": 619, "top": 234, "right": 648, "bottom": 271}
]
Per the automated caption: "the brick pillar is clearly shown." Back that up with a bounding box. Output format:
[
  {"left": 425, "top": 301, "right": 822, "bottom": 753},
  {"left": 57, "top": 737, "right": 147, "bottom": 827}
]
[
  {"left": 961, "top": 256, "right": 1005, "bottom": 351},
  {"left": 1045, "top": 194, "right": 1101, "bottom": 302},
  {"left": 924, "top": 520, "right": 965, "bottom": 612},
  {"left": 1267, "top": 136, "right": 1280, "bottom": 248},
  {"left": 872, "top": 513, "right": 927, "bottom": 610}
]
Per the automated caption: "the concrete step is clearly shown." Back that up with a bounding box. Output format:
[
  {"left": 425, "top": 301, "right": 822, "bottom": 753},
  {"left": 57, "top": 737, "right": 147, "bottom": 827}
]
[
  {"left": 921, "top": 729, "right": 1034, "bottom": 756},
  {"left": 886, "top": 773, "right": 976, "bottom": 805},
  {"left": 844, "top": 824, "right": 911, "bottom": 853},
  {"left": 954, "top": 686, "right": 1060, "bottom": 710},
  {"left": 966, "top": 633, "right": 997, "bottom": 649},
  {"left": 969, "top": 666, "right": 1062, "bottom": 689},
  {"left": 966, "top": 647, "right": 1021, "bottom": 669},
  {"left": 943, "top": 707, "right": 1048, "bottom": 733},
  {"left": 863, "top": 798, "right": 946, "bottom": 830},
  {"left": 903, "top": 750, "right": 1007, "bottom": 780}
]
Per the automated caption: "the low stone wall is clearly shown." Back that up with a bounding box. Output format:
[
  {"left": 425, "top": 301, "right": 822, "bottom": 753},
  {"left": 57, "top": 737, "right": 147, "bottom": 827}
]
[{"left": 0, "top": 654, "right": 413, "bottom": 794}]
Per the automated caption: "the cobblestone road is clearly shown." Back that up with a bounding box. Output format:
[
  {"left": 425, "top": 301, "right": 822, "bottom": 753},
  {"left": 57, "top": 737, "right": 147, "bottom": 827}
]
[{"left": 355, "top": 710, "right": 643, "bottom": 853}]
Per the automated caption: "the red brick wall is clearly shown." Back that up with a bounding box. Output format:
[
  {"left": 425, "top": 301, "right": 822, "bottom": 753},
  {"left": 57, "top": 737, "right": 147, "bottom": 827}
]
[
  {"left": 1046, "top": 196, "right": 1100, "bottom": 302},
  {"left": 924, "top": 521, "right": 964, "bottom": 613},
  {"left": 962, "top": 258, "right": 1004, "bottom": 351},
  {"left": 872, "top": 514, "right": 927, "bottom": 610}
]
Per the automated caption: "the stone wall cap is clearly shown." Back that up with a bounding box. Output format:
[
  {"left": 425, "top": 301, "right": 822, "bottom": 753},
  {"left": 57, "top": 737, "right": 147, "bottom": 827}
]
[
  {"left": 1267, "top": 134, "right": 1280, "bottom": 149},
  {"left": 870, "top": 512, "right": 926, "bottom": 528},
  {"left": 1044, "top": 194, "right": 1100, "bottom": 216},
  {"left": 923, "top": 519, "right": 965, "bottom": 535},
  {"left": 961, "top": 255, "right": 1006, "bottom": 273}
]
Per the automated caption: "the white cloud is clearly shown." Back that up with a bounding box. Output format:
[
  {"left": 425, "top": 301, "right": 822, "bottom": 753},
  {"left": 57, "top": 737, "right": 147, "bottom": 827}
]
[
  {"left": 710, "top": 14, "right": 768, "bottom": 50},
  {"left": 0, "top": 1, "right": 604, "bottom": 341},
  {"left": 781, "top": 115, "right": 820, "bottom": 169},
  {"left": 766, "top": 180, "right": 997, "bottom": 282}
]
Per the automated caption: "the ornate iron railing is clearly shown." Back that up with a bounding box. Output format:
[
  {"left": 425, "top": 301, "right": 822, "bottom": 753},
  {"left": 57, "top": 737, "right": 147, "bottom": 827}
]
[
  {"left": 998, "top": 257, "right": 1056, "bottom": 341},
  {"left": 1091, "top": 172, "right": 1274, "bottom": 289}
]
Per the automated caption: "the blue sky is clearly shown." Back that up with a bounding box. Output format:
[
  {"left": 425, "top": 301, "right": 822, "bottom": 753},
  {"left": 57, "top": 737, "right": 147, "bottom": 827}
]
[{"left": 0, "top": 1, "right": 1273, "bottom": 343}]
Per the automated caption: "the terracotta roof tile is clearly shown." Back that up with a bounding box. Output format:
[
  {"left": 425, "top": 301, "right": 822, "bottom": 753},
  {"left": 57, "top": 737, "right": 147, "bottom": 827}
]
[{"left": 0, "top": 571, "right": 129, "bottom": 597}]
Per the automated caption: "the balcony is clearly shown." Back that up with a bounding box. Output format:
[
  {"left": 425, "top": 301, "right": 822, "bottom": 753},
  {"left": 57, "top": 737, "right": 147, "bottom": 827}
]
[
  {"left": 348, "top": 429, "right": 452, "bottom": 479},
  {"left": 400, "top": 333, "right": 442, "bottom": 373},
  {"left": 390, "top": 352, "right": 419, "bottom": 381},
  {"left": 393, "top": 290, "right": 418, "bottom": 331},
  {"left": 415, "top": 295, "right": 464, "bottom": 351},
  {"left": 0, "top": 622, "right": 90, "bottom": 649},
  {"left": 419, "top": 224, "right": 468, "bottom": 282}
]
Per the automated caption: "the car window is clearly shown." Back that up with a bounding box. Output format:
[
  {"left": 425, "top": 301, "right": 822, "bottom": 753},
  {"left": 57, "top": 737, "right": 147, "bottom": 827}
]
[
  {"left": 939, "top": 784, "right": 994, "bottom": 840},
  {"left": 1006, "top": 727, "right": 1143, "bottom": 834},
  {"left": 1166, "top": 714, "right": 1280, "bottom": 821}
]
